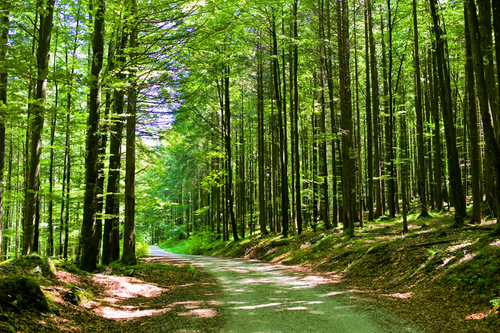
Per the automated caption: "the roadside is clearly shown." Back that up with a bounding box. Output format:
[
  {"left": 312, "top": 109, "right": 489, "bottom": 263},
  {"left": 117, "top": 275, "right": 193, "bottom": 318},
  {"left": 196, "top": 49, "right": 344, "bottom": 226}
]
[
  {"left": 0, "top": 254, "right": 225, "bottom": 332},
  {"left": 161, "top": 210, "right": 500, "bottom": 332}
]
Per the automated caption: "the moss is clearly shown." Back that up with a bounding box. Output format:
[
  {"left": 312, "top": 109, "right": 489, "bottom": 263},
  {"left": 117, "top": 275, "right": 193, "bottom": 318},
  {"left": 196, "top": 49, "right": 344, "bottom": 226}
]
[{"left": 0, "top": 276, "right": 50, "bottom": 313}]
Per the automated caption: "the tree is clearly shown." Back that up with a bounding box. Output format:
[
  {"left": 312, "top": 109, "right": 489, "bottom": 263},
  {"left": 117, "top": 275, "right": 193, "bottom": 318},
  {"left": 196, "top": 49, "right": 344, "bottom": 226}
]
[
  {"left": 429, "top": 0, "right": 466, "bottom": 227},
  {"left": 0, "top": 0, "right": 9, "bottom": 257},
  {"left": 23, "top": 0, "right": 56, "bottom": 254},
  {"left": 338, "top": 0, "right": 354, "bottom": 237},
  {"left": 413, "top": 0, "right": 428, "bottom": 218},
  {"left": 122, "top": 0, "right": 139, "bottom": 265},
  {"left": 80, "top": 0, "right": 106, "bottom": 271}
]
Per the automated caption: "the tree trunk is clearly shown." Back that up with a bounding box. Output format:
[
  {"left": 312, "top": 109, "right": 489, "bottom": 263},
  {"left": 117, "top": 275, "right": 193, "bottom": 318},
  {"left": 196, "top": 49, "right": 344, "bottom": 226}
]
[
  {"left": 368, "top": 0, "right": 382, "bottom": 218},
  {"left": 80, "top": 0, "right": 105, "bottom": 271},
  {"left": 0, "top": 0, "right": 9, "bottom": 257},
  {"left": 465, "top": 4, "right": 482, "bottom": 224},
  {"left": 364, "top": 7, "right": 373, "bottom": 221},
  {"left": 292, "top": 0, "right": 302, "bottom": 234},
  {"left": 223, "top": 66, "right": 240, "bottom": 242},
  {"left": 271, "top": 17, "right": 289, "bottom": 238},
  {"left": 466, "top": 0, "right": 500, "bottom": 232},
  {"left": 413, "top": 0, "right": 428, "bottom": 218},
  {"left": 430, "top": 0, "right": 466, "bottom": 227},
  {"left": 338, "top": 0, "right": 354, "bottom": 237},
  {"left": 23, "top": 0, "right": 55, "bottom": 254},
  {"left": 103, "top": 29, "right": 128, "bottom": 265},
  {"left": 122, "top": 0, "right": 138, "bottom": 264}
]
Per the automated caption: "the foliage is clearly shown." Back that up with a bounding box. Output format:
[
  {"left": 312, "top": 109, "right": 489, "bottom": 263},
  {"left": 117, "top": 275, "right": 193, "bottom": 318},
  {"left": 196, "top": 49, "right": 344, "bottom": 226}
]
[{"left": 159, "top": 230, "right": 224, "bottom": 255}]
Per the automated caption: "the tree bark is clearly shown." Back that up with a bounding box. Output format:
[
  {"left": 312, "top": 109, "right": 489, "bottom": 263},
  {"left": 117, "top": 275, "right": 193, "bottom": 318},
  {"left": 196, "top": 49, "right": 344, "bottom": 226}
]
[
  {"left": 367, "top": 0, "right": 382, "bottom": 218},
  {"left": 430, "top": 0, "right": 466, "bottom": 227},
  {"left": 292, "top": 0, "right": 302, "bottom": 234},
  {"left": 122, "top": 0, "right": 138, "bottom": 264},
  {"left": 465, "top": 4, "right": 482, "bottom": 224},
  {"left": 0, "top": 0, "right": 9, "bottom": 257},
  {"left": 103, "top": 29, "right": 128, "bottom": 265},
  {"left": 364, "top": 6, "right": 373, "bottom": 221},
  {"left": 80, "top": 0, "right": 105, "bottom": 271},
  {"left": 466, "top": 0, "right": 500, "bottom": 232},
  {"left": 337, "top": 0, "right": 354, "bottom": 237},
  {"left": 23, "top": 0, "right": 55, "bottom": 254},
  {"left": 413, "top": 0, "right": 428, "bottom": 218},
  {"left": 271, "top": 16, "right": 289, "bottom": 237}
]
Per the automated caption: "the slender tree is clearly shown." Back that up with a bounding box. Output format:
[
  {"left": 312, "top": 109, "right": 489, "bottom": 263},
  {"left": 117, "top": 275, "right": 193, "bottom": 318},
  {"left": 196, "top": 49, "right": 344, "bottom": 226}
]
[
  {"left": 80, "top": 0, "right": 106, "bottom": 271},
  {"left": 430, "top": 0, "right": 466, "bottom": 227},
  {"left": 23, "top": 0, "right": 56, "bottom": 254}
]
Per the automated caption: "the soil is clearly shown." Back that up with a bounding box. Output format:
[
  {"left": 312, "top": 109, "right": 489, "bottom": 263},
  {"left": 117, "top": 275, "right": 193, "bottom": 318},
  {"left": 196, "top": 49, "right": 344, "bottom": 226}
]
[{"left": 0, "top": 255, "right": 225, "bottom": 332}]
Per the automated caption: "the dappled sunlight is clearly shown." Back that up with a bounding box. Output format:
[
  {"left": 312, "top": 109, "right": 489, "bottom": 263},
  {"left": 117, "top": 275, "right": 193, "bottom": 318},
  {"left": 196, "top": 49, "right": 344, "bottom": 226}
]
[
  {"left": 458, "top": 253, "right": 476, "bottom": 264},
  {"left": 382, "top": 292, "right": 412, "bottom": 299},
  {"left": 436, "top": 256, "right": 455, "bottom": 270},
  {"left": 95, "top": 306, "right": 172, "bottom": 319},
  {"left": 466, "top": 312, "right": 488, "bottom": 320},
  {"left": 178, "top": 308, "right": 218, "bottom": 318},
  {"left": 445, "top": 242, "right": 474, "bottom": 253},
  {"left": 489, "top": 240, "right": 500, "bottom": 247},
  {"left": 234, "top": 302, "right": 282, "bottom": 309},
  {"left": 93, "top": 274, "right": 165, "bottom": 299}
]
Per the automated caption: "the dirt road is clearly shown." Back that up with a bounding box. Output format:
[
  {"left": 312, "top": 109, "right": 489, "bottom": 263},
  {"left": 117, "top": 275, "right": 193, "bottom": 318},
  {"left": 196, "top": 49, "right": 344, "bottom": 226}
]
[{"left": 149, "top": 245, "right": 421, "bottom": 333}]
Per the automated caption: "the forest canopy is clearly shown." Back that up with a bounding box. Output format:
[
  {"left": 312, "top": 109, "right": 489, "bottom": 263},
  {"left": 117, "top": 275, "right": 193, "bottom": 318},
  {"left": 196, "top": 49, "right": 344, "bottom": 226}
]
[{"left": 0, "top": 0, "right": 500, "bottom": 272}]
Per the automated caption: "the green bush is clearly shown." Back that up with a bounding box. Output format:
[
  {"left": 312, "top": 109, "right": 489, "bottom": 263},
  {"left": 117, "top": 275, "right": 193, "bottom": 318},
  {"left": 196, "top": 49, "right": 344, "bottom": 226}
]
[
  {"left": 159, "top": 230, "right": 223, "bottom": 255},
  {"left": 136, "top": 235, "right": 150, "bottom": 259}
]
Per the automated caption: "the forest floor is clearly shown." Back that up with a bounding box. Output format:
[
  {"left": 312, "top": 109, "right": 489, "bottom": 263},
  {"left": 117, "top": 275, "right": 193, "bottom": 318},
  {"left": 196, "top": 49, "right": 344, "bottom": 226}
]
[
  {"left": 0, "top": 254, "right": 225, "bottom": 332},
  {"left": 163, "top": 208, "right": 500, "bottom": 333}
]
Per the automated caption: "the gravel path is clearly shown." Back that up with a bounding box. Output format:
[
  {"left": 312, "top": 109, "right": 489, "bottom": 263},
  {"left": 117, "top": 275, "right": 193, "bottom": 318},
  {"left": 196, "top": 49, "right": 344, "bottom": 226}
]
[{"left": 149, "top": 245, "right": 422, "bottom": 333}]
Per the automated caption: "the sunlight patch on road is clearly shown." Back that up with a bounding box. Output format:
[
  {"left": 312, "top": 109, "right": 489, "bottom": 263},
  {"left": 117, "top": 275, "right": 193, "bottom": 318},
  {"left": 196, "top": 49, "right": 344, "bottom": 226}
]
[
  {"left": 234, "top": 302, "right": 282, "bottom": 309},
  {"left": 178, "top": 308, "right": 218, "bottom": 318},
  {"left": 285, "top": 306, "right": 309, "bottom": 311},
  {"left": 96, "top": 306, "right": 171, "bottom": 319},
  {"left": 382, "top": 292, "right": 412, "bottom": 299}
]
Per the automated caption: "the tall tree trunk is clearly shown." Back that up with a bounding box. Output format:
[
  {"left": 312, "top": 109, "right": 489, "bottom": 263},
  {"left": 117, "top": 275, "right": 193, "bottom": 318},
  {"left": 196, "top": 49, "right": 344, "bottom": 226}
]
[
  {"left": 103, "top": 29, "right": 128, "bottom": 265},
  {"left": 318, "top": 0, "right": 330, "bottom": 230},
  {"left": 223, "top": 66, "right": 239, "bottom": 242},
  {"left": 80, "top": 0, "right": 105, "bottom": 271},
  {"left": 257, "top": 39, "right": 269, "bottom": 236},
  {"left": 122, "top": 0, "right": 138, "bottom": 264},
  {"left": 466, "top": 0, "right": 500, "bottom": 232},
  {"left": 47, "top": 107, "right": 56, "bottom": 257},
  {"left": 386, "top": 0, "right": 395, "bottom": 218},
  {"left": 368, "top": 0, "right": 382, "bottom": 218},
  {"left": 292, "top": 0, "right": 302, "bottom": 234},
  {"left": 338, "top": 0, "right": 354, "bottom": 237},
  {"left": 353, "top": 4, "right": 363, "bottom": 227},
  {"left": 0, "top": 0, "right": 9, "bottom": 257},
  {"left": 2, "top": 136, "right": 13, "bottom": 260},
  {"left": 413, "top": 0, "right": 428, "bottom": 218},
  {"left": 271, "top": 17, "right": 289, "bottom": 237},
  {"left": 465, "top": 4, "right": 482, "bottom": 224},
  {"left": 23, "top": 0, "right": 55, "bottom": 254},
  {"left": 430, "top": 0, "right": 466, "bottom": 227},
  {"left": 364, "top": 6, "right": 373, "bottom": 221},
  {"left": 430, "top": 49, "right": 443, "bottom": 211}
]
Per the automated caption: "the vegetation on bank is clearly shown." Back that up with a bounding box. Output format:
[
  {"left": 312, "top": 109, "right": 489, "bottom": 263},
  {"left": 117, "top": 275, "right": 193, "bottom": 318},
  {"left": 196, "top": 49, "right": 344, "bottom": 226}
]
[
  {"left": 159, "top": 209, "right": 500, "bottom": 332},
  {"left": 0, "top": 250, "right": 221, "bottom": 332}
]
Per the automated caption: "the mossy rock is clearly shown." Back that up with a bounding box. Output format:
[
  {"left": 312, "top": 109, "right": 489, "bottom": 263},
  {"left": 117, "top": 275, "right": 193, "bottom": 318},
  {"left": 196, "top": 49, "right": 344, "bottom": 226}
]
[{"left": 0, "top": 276, "right": 50, "bottom": 313}]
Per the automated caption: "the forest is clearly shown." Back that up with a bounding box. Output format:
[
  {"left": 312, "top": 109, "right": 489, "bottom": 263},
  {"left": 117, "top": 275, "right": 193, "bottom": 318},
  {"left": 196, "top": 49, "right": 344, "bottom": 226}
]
[
  {"left": 1, "top": 0, "right": 500, "bottom": 331},
  {"left": 1, "top": 0, "right": 500, "bottom": 267}
]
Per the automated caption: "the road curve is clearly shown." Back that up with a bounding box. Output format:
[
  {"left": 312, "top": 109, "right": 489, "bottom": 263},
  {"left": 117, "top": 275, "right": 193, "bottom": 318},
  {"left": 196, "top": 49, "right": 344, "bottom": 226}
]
[{"left": 148, "top": 245, "right": 420, "bottom": 333}]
